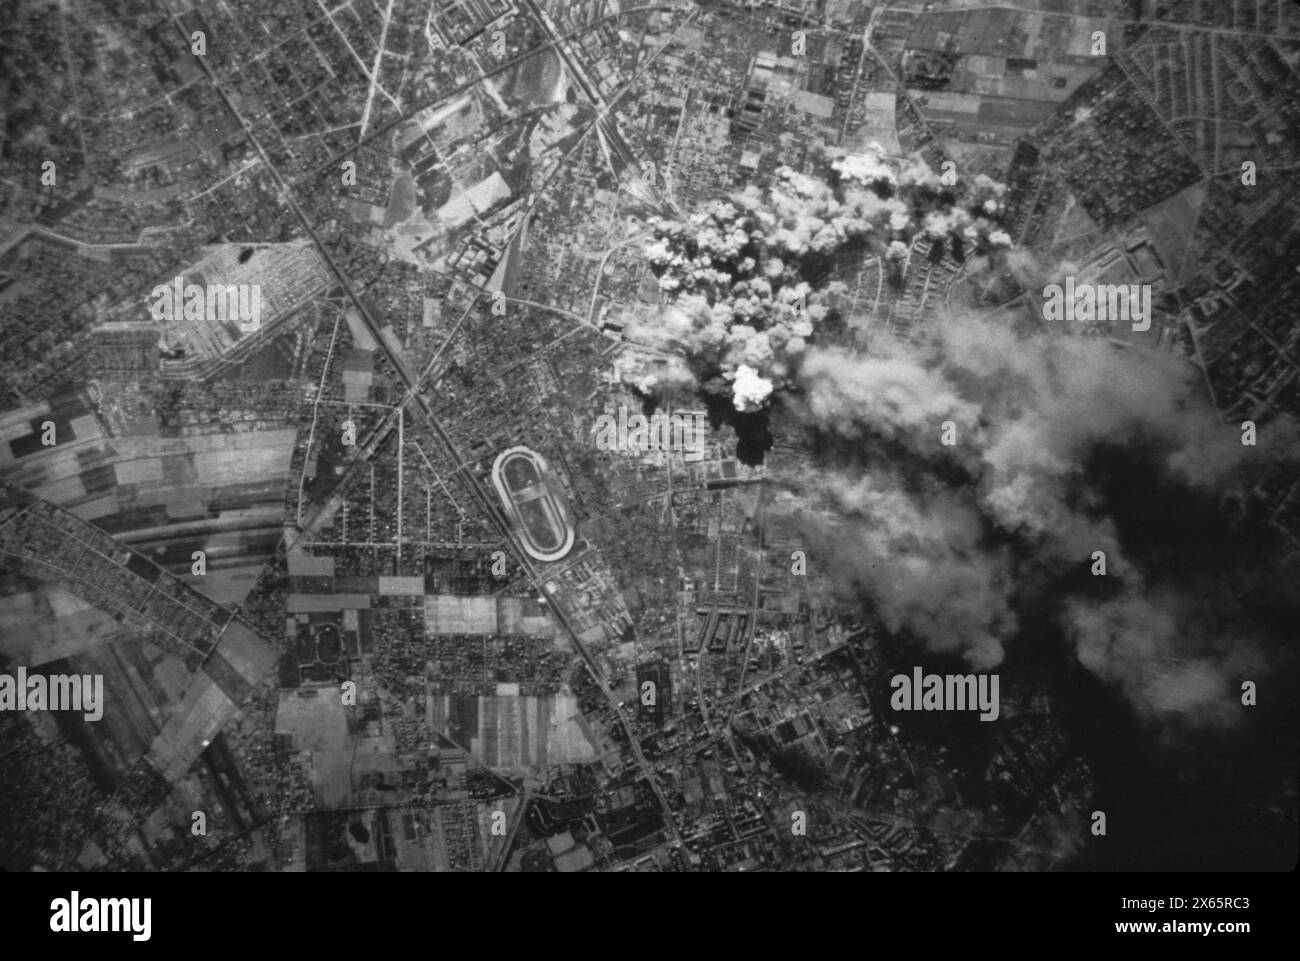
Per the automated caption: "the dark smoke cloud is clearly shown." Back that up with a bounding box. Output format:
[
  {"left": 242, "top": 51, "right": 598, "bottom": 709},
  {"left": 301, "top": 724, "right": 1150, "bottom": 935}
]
[{"left": 784, "top": 314, "right": 1298, "bottom": 727}]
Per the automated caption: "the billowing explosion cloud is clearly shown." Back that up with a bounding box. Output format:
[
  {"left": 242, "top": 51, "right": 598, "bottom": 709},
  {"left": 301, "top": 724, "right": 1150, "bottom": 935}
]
[
  {"left": 625, "top": 151, "right": 1297, "bottom": 733},
  {"left": 787, "top": 317, "right": 1298, "bottom": 728},
  {"left": 632, "top": 146, "right": 1010, "bottom": 412}
]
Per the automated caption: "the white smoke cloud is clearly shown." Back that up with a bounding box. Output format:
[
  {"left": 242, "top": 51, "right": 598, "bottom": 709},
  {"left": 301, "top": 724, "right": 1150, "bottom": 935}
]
[
  {"left": 788, "top": 313, "right": 1297, "bottom": 725},
  {"left": 808, "top": 471, "right": 1014, "bottom": 670},
  {"left": 832, "top": 146, "right": 898, "bottom": 192},
  {"left": 625, "top": 148, "right": 1298, "bottom": 739},
  {"left": 632, "top": 157, "right": 1012, "bottom": 408},
  {"left": 732, "top": 363, "right": 774, "bottom": 411}
]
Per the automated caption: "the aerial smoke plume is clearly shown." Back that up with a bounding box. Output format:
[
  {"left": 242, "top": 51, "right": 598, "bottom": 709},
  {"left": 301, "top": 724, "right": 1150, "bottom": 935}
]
[
  {"left": 634, "top": 146, "right": 1011, "bottom": 411},
  {"left": 625, "top": 152, "right": 1297, "bottom": 730},
  {"left": 787, "top": 316, "right": 1298, "bottom": 727}
]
